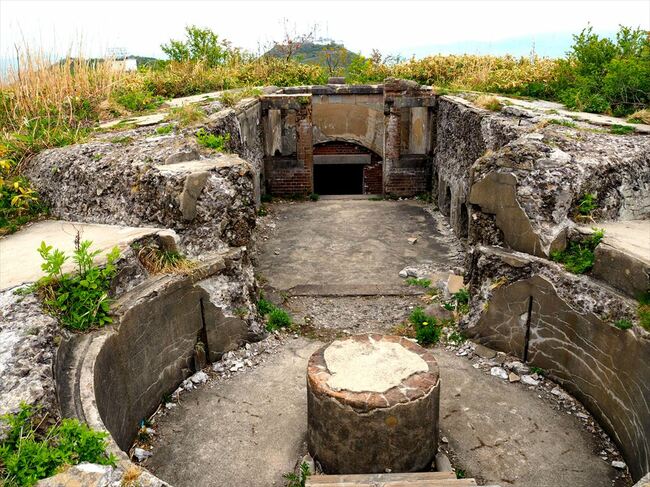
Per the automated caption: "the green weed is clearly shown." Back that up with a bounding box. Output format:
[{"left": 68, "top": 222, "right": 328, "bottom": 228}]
[
  {"left": 0, "top": 403, "right": 116, "bottom": 486},
  {"left": 550, "top": 228, "right": 604, "bottom": 274},
  {"left": 283, "top": 461, "right": 311, "bottom": 487},
  {"left": 609, "top": 124, "right": 635, "bottom": 135},
  {"left": 308, "top": 193, "right": 320, "bottom": 202},
  {"left": 37, "top": 238, "right": 119, "bottom": 331},
  {"left": 196, "top": 128, "right": 230, "bottom": 151},
  {"left": 576, "top": 193, "right": 597, "bottom": 217},
  {"left": 614, "top": 319, "right": 633, "bottom": 330},
  {"left": 405, "top": 277, "right": 431, "bottom": 288},
  {"left": 409, "top": 307, "right": 442, "bottom": 345},
  {"left": 267, "top": 308, "right": 292, "bottom": 331},
  {"left": 549, "top": 118, "right": 577, "bottom": 127}
]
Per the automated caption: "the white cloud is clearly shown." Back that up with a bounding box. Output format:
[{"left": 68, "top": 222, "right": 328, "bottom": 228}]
[{"left": 1, "top": 0, "right": 648, "bottom": 58}]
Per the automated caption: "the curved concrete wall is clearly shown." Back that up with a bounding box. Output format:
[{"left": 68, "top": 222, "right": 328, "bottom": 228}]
[
  {"left": 88, "top": 253, "right": 250, "bottom": 451},
  {"left": 464, "top": 246, "right": 650, "bottom": 480}
]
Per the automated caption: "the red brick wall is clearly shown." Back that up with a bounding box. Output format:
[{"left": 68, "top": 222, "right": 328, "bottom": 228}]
[
  {"left": 385, "top": 169, "right": 428, "bottom": 196},
  {"left": 267, "top": 167, "right": 312, "bottom": 196},
  {"left": 363, "top": 164, "right": 383, "bottom": 194}
]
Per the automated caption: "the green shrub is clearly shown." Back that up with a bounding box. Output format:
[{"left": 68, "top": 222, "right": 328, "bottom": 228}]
[
  {"left": 452, "top": 288, "right": 470, "bottom": 304},
  {"left": 409, "top": 307, "right": 442, "bottom": 345},
  {"left": 196, "top": 128, "right": 230, "bottom": 151},
  {"left": 257, "top": 298, "right": 275, "bottom": 316},
  {"left": 37, "top": 239, "right": 119, "bottom": 331},
  {"left": 0, "top": 404, "right": 115, "bottom": 486},
  {"left": 609, "top": 124, "right": 635, "bottom": 135},
  {"left": 283, "top": 461, "right": 311, "bottom": 487},
  {"left": 557, "top": 26, "right": 650, "bottom": 116},
  {"left": 405, "top": 277, "right": 431, "bottom": 288},
  {"left": 614, "top": 319, "right": 633, "bottom": 330},
  {"left": 308, "top": 193, "right": 320, "bottom": 202},
  {"left": 267, "top": 308, "right": 292, "bottom": 330},
  {"left": 550, "top": 228, "right": 604, "bottom": 274}
]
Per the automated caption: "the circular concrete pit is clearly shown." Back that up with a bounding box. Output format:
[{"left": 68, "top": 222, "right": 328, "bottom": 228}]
[{"left": 307, "top": 334, "right": 440, "bottom": 474}]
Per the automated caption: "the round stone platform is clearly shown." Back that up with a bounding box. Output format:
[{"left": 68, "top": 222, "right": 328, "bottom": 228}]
[{"left": 307, "top": 334, "right": 440, "bottom": 474}]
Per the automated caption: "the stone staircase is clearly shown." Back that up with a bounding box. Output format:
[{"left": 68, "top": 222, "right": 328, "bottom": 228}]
[{"left": 306, "top": 472, "right": 480, "bottom": 486}]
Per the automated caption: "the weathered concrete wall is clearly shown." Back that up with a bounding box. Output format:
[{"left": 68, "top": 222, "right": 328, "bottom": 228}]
[
  {"left": 433, "top": 96, "right": 519, "bottom": 237},
  {"left": 25, "top": 137, "right": 256, "bottom": 256},
  {"left": 469, "top": 126, "right": 650, "bottom": 257},
  {"left": 463, "top": 245, "right": 650, "bottom": 480},
  {"left": 93, "top": 250, "right": 258, "bottom": 451}
]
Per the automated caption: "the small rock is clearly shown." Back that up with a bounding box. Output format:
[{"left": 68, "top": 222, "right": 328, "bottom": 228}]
[
  {"left": 575, "top": 412, "right": 588, "bottom": 420},
  {"left": 611, "top": 460, "right": 626, "bottom": 470},
  {"left": 521, "top": 375, "right": 540, "bottom": 386},
  {"left": 229, "top": 361, "right": 245, "bottom": 372},
  {"left": 165, "top": 402, "right": 177, "bottom": 410},
  {"left": 398, "top": 269, "right": 408, "bottom": 278},
  {"left": 507, "top": 361, "right": 530, "bottom": 375},
  {"left": 212, "top": 362, "right": 225, "bottom": 373},
  {"left": 474, "top": 344, "right": 497, "bottom": 359},
  {"left": 508, "top": 372, "right": 520, "bottom": 383},
  {"left": 190, "top": 371, "right": 208, "bottom": 384},
  {"left": 133, "top": 447, "right": 153, "bottom": 462},
  {"left": 407, "top": 237, "right": 418, "bottom": 245},
  {"left": 441, "top": 436, "right": 448, "bottom": 443},
  {"left": 490, "top": 367, "right": 508, "bottom": 380},
  {"left": 434, "top": 452, "right": 453, "bottom": 472}
]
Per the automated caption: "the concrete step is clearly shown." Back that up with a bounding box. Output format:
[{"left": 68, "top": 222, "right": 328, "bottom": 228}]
[
  {"left": 306, "top": 472, "right": 478, "bottom": 486},
  {"left": 586, "top": 221, "right": 650, "bottom": 299}
]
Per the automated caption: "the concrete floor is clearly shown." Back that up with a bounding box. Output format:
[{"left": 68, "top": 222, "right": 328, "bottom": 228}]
[
  {"left": 147, "top": 339, "right": 615, "bottom": 487},
  {"left": 256, "top": 200, "right": 458, "bottom": 291},
  {"left": 146, "top": 200, "right": 620, "bottom": 487}
]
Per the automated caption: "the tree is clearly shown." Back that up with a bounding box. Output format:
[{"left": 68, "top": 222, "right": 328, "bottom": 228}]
[
  {"left": 161, "top": 26, "right": 232, "bottom": 67},
  {"left": 273, "top": 18, "right": 318, "bottom": 61}
]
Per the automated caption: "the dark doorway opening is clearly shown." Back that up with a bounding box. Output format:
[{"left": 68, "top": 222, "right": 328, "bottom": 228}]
[{"left": 314, "top": 164, "right": 363, "bottom": 195}]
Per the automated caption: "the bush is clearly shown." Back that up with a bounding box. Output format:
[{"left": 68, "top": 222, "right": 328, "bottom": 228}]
[
  {"left": 405, "top": 277, "right": 431, "bottom": 288},
  {"left": 257, "top": 298, "right": 275, "bottom": 316},
  {"left": 614, "top": 319, "right": 633, "bottom": 330},
  {"left": 113, "top": 87, "right": 164, "bottom": 112},
  {"left": 557, "top": 26, "right": 650, "bottom": 116},
  {"left": 409, "top": 307, "right": 442, "bottom": 345},
  {"left": 576, "top": 193, "right": 597, "bottom": 216},
  {"left": 550, "top": 228, "right": 604, "bottom": 274},
  {"left": 0, "top": 404, "right": 116, "bottom": 486},
  {"left": 267, "top": 308, "right": 292, "bottom": 330},
  {"left": 196, "top": 128, "right": 230, "bottom": 151},
  {"left": 37, "top": 239, "right": 119, "bottom": 331}
]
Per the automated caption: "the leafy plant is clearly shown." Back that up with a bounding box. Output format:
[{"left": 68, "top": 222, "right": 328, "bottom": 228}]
[
  {"left": 550, "top": 228, "right": 604, "bottom": 274},
  {"left": 0, "top": 403, "right": 115, "bottom": 486},
  {"left": 549, "top": 118, "right": 577, "bottom": 128},
  {"left": 409, "top": 307, "right": 442, "bottom": 345},
  {"left": 576, "top": 193, "right": 598, "bottom": 216},
  {"left": 267, "top": 308, "right": 292, "bottom": 331},
  {"left": 529, "top": 366, "right": 545, "bottom": 376},
  {"left": 405, "top": 277, "right": 431, "bottom": 288},
  {"left": 37, "top": 238, "right": 120, "bottom": 331},
  {"left": 308, "top": 193, "right": 320, "bottom": 202},
  {"left": 0, "top": 173, "right": 47, "bottom": 235},
  {"left": 196, "top": 128, "right": 230, "bottom": 151},
  {"left": 283, "top": 461, "right": 311, "bottom": 487},
  {"left": 453, "top": 288, "right": 470, "bottom": 305}
]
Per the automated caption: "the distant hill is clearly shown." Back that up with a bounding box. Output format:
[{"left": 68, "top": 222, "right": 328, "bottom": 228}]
[{"left": 265, "top": 41, "right": 360, "bottom": 67}]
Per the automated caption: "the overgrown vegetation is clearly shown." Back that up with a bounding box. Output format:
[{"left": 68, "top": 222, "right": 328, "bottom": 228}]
[
  {"left": 257, "top": 297, "right": 292, "bottom": 331},
  {"left": 0, "top": 403, "right": 116, "bottom": 486},
  {"left": 196, "top": 128, "right": 230, "bottom": 151},
  {"left": 576, "top": 193, "right": 598, "bottom": 217},
  {"left": 36, "top": 238, "right": 119, "bottom": 331},
  {"left": 474, "top": 94, "right": 502, "bottom": 111},
  {"left": 0, "top": 173, "right": 47, "bottom": 235},
  {"left": 409, "top": 307, "right": 442, "bottom": 345},
  {"left": 166, "top": 104, "right": 206, "bottom": 126},
  {"left": 614, "top": 319, "right": 633, "bottom": 330},
  {"left": 0, "top": 24, "right": 646, "bottom": 232},
  {"left": 550, "top": 228, "right": 604, "bottom": 274},
  {"left": 218, "top": 87, "right": 262, "bottom": 107}
]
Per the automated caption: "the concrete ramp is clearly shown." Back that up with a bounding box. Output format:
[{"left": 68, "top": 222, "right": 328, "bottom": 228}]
[{"left": 0, "top": 220, "right": 176, "bottom": 290}]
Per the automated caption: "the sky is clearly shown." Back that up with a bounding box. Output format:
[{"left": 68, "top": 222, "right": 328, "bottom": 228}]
[{"left": 1, "top": 0, "right": 649, "bottom": 64}]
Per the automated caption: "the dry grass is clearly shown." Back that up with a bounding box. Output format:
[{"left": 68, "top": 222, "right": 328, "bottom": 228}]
[
  {"left": 166, "top": 104, "right": 207, "bottom": 126},
  {"left": 137, "top": 245, "right": 196, "bottom": 274},
  {"left": 474, "top": 94, "right": 503, "bottom": 111},
  {"left": 628, "top": 109, "right": 650, "bottom": 125},
  {"left": 121, "top": 466, "right": 142, "bottom": 486}
]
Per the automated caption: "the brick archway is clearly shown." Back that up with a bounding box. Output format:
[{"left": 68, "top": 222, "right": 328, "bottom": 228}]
[{"left": 313, "top": 141, "right": 383, "bottom": 195}]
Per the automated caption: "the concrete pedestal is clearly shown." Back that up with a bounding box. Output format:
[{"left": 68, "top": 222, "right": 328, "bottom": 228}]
[{"left": 307, "top": 334, "right": 440, "bottom": 474}]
